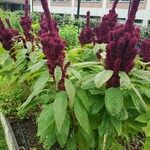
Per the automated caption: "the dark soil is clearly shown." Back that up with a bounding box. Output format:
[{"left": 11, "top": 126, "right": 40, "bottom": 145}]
[{"left": 9, "top": 117, "right": 44, "bottom": 150}]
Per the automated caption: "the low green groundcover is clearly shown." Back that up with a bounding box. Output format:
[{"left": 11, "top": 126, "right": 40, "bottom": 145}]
[{"left": 0, "top": 122, "right": 8, "bottom": 150}]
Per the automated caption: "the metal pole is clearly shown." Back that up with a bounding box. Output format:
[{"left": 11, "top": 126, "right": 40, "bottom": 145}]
[{"left": 77, "top": 0, "right": 81, "bottom": 19}]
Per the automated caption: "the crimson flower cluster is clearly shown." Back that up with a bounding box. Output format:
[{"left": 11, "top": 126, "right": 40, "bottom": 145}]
[
  {"left": 94, "top": 0, "right": 119, "bottom": 44},
  {"left": 20, "top": 0, "right": 33, "bottom": 42},
  {"left": 79, "top": 11, "right": 94, "bottom": 46},
  {"left": 140, "top": 38, "right": 150, "bottom": 62},
  {"left": 105, "top": 0, "right": 141, "bottom": 87},
  {"left": 0, "top": 18, "right": 19, "bottom": 60},
  {"left": 39, "top": 14, "right": 59, "bottom": 35},
  {"left": 40, "top": 0, "right": 68, "bottom": 90}
]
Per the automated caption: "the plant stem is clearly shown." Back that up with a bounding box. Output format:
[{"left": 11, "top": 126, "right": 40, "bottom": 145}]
[{"left": 103, "top": 133, "right": 107, "bottom": 150}]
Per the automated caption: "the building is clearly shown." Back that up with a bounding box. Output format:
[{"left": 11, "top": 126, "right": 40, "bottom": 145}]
[
  {"left": 0, "top": 0, "right": 24, "bottom": 11},
  {"left": 31, "top": 0, "right": 150, "bottom": 26},
  {"left": 1, "top": 0, "right": 150, "bottom": 26}
]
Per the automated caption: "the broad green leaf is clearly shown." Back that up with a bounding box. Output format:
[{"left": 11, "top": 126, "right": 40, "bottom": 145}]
[
  {"left": 131, "top": 85, "right": 146, "bottom": 109},
  {"left": 136, "top": 111, "right": 150, "bottom": 123},
  {"left": 90, "top": 96, "right": 104, "bottom": 114},
  {"left": 110, "top": 140, "right": 124, "bottom": 150},
  {"left": 54, "top": 66, "right": 62, "bottom": 84},
  {"left": 94, "top": 70, "right": 113, "bottom": 88},
  {"left": 132, "top": 69, "right": 150, "bottom": 82},
  {"left": 65, "top": 79, "right": 75, "bottom": 108},
  {"left": 110, "top": 118, "right": 122, "bottom": 136},
  {"left": 37, "top": 103, "right": 54, "bottom": 136},
  {"left": 105, "top": 88, "right": 123, "bottom": 116},
  {"left": 53, "top": 91, "right": 68, "bottom": 132},
  {"left": 76, "top": 132, "right": 90, "bottom": 150},
  {"left": 98, "top": 118, "right": 110, "bottom": 137},
  {"left": 74, "top": 98, "right": 91, "bottom": 135},
  {"left": 116, "top": 106, "right": 128, "bottom": 120},
  {"left": 45, "top": 124, "right": 56, "bottom": 149},
  {"left": 144, "top": 137, "right": 150, "bottom": 150},
  {"left": 66, "top": 135, "right": 77, "bottom": 150},
  {"left": 142, "top": 120, "right": 150, "bottom": 137},
  {"left": 21, "top": 72, "right": 49, "bottom": 109},
  {"left": 81, "top": 74, "right": 96, "bottom": 90},
  {"left": 68, "top": 68, "right": 82, "bottom": 80},
  {"left": 119, "top": 72, "right": 130, "bottom": 88},
  {"left": 0, "top": 50, "right": 9, "bottom": 65},
  {"left": 20, "top": 92, "right": 55, "bottom": 115},
  {"left": 56, "top": 114, "right": 70, "bottom": 148},
  {"left": 27, "top": 60, "right": 46, "bottom": 73},
  {"left": 93, "top": 43, "right": 106, "bottom": 55},
  {"left": 140, "top": 87, "right": 150, "bottom": 99},
  {"left": 76, "top": 88, "right": 93, "bottom": 111},
  {"left": 80, "top": 126, "right": 95, "bottom": 148}
]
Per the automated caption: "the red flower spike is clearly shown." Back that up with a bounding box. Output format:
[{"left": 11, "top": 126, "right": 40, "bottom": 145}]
[
  {"left": 79, "top": 11, "right": 94, "bottom": 46},
  {"left": 140, "top": 38, "right": 150, "bottom": 63},
  {"left": 94, "top": 0, "right": 119, "bottom": 44},
  {"left": 0, "top": 18, "right": 19, "bottom": 61},
  {"left": 105, "top": 0, "right": 141, "bottom": 87},
  {"left": 40, "top": 0, "right": 68, "bottom": 91},
  {"left": 20, "top": 0, "right": 33, "bottom": 42}
]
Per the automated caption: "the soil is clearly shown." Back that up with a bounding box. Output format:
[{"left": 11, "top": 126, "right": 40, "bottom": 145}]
[{"left": 9, "top": 117, "right": 44, "bottom": 150}]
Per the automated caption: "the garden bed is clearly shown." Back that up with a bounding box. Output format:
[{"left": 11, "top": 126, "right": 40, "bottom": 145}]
[{"left": 9, "top": 117, "right": 44, "bottom": 150}]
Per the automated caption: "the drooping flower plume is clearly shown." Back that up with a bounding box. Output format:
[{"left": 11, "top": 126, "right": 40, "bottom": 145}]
[
  {"left": 105, "top": 0, "right": 141, "bottom": 87},
  {"left": 94, "top": 0, "right": 119, "bottom": 44},
  {"left": 40, "top": 0, "right": 68, "bottom": 90},
  {"left": 0, "top": 18, "right": 19, "bottom": 60},
  {"left": 20, "top": 0, "right": 33, "bottom": 42},
  {"left": 79, "top": 11, "right": 94, "bottom": 46},
  {"left": 140, "top": 38, "right": 150, "bottom": 63}
]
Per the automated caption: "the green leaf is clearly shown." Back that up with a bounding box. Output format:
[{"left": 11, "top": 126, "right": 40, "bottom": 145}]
[
  {"left": 110, "top": 118, "right": 122, "bottom": 136},
  {"left": 56, "top": 114, "right": 70, "bottom": 148},
  {"left": 94, "top": 70, "right": 113, "bottom": 88},
  {"left": 119, "top": 72, "right": 130, "bottom": 88},
  {"left": 105, "top": 88, "right": 124, "bottom": 116},
  {"left": 66, "top": 135, "right": 77, "bottom": 150},
  {"left": 0, "top": 50, "right": 9, "bottom": 65},
  {"left": 144, "top": 137, "right": 150, "bottom": 150},
  {"left": 90, "top": 96, "right": 104, "bottom": 114},
  {"left": 74, "top": 98, "right": 91, "bottom": 135},
  {"left": 93, "top": 43, "right": 106, "bottom": 55},
  {"left": 98, "top": 118, "right": 110, "bottom": 137},
  {"left": 116, "top": 106, "right": 128, "bottom": 120},
  {"left": 44, "top": 124, "right": 56, "bottom": 149},
  {"left": 76, "top": 132, "right": 90, "bottom": 150},
  {"left": 136, "top": 111, "right": 150, "bottom": 123},
  {"left": 131, "top": 85, "right": 146, "bottom": 109},
  {"left": 21, "top": 72, "right": 49, "bottom": 109},
  {"left": 37, "top": 103, "right": 54, "bottom": 136},
  {"left": 27, "top": 60, "right": 46, "bottom": 73},
  {"left": 132, "top": 69, "right": 150, "bottom": 82},
  {"left": 68, "top": 68, "right": 82, "bottom": 80},
  {"left": 79, "top": 126, "right": 95, "bottom": 148},
  {"left": 20, "top": 92, "right": 55, "bottom": 115},
  {"left": 140, "top": 87, "right": 150, "bottom": 99},
  {"left": 54, "top": 66, "right": 62, "bottom": 85},
  {"left": 65, "top": 79, "right": 75, "bottom": 109},
  {"left": 142, "top": 120, "right": 150, "bottom": 137},
  {"left": 76, "top": 88, "right": 93, "bottom": 111},
  {"left": 53, "top": 91, "right": 68, "bottom": 132}
]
